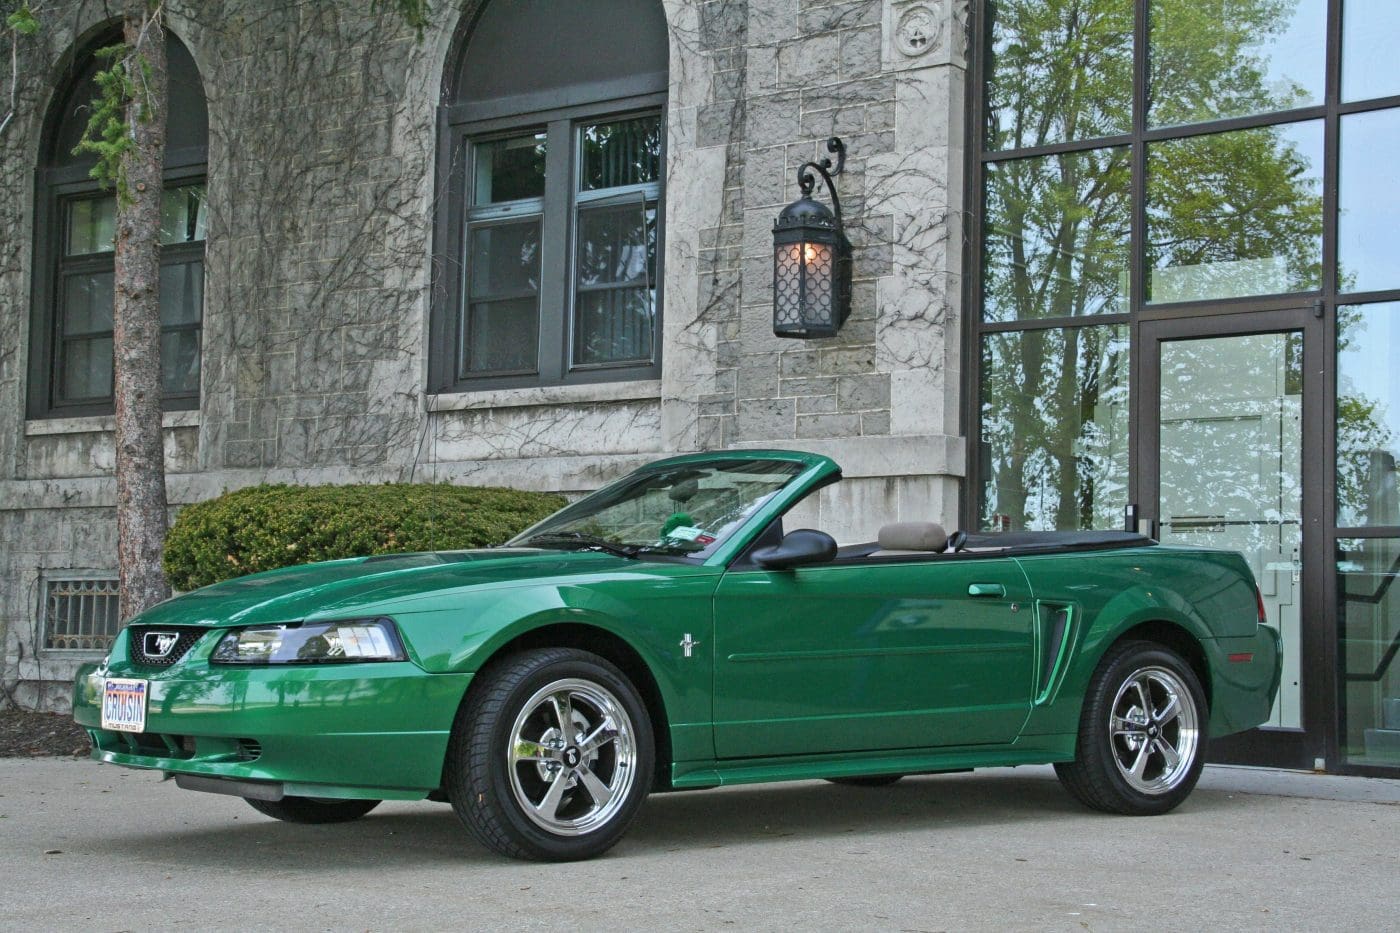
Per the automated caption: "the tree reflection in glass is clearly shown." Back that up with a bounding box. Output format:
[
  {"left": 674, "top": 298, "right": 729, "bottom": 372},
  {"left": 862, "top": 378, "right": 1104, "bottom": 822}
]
[
  {"left": 1147, "top": 121, "right": 1323, "bottom": 303},
  {"left": 1149, "top": 0, "right": 1326, "bottom": 126},
  {"left": 1338, "top": 303, "right": 1400, "bottom": 528},
  {"left": 979, "top": 325, "right": 1130, "bottom": 531},
  {"left": 981, "top": 0, "right": 1332, "bottom": 531},
  {"left": 984, "top": 0, "right": 1133, "bottom": 151},
  {"left": 983, "top": 147, "right": 1131, "bottom": 323}
]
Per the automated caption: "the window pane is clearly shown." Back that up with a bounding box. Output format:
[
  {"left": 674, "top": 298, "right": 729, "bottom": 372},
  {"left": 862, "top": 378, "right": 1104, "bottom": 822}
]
[
  {"left": 575, "top": 289, "right": 655, "bottom": 366},
  {"left": 1149, "top": 0, "right": 1325, "bottom": 127},
  {"left": 159, "top": 262, "right": 203, "bottom": 325},
  {"left": 60, "top": 336, "right": 113, "bottom": 401},
  {"left": 1339, "top": 108, "right": 1400, "bottom": 295},
  {"left": 580, "top": 116, "right": 662, "bottom": 191},
  {"left": 1343, "top": 0, "right": 1400, "bottom": 102},
  {"left": 462, "top": 299, "right": 539, "bottom": 374},
  {"left": 1338, "top": 302, "right": 1400, "bottom": 527},
  {"left": 979, "top": 324, "right": 1130, "bottom": 531},
  {"left": 983, "top": 0, "right": 1133, "bottom": 151},
  {"left": 66, "top": 197, "right": 116, "bottom": 255},
  {"left": 473, "top": 133, "right": 546, "bottom": 204},
  {"left": 573, "top": 200, "right": 657, "bottom": 365},
  {"left": 62, "top": 271, "right": 114, "bottom": 336},
  {"left": 1337, "top": 537, "right": 1400, "bottom": 769},
  {"left": 576, "top": 201, "right": 656, "bottom": 289},
  {"left": 1147, "top": 120, "right": 1323, "bottom": 303},
  {"left": 161, "top": 328, "right": 201, "bottom": 396},
  {"left": 982, "top": 147, "right": 1131, "bottom": 322},
  {"left": 160, "top": 185, "right": 207, "bottom": 244},
  {"left": 468, "top": 220, "right": 541, "bottom": 298},
  {"left": 1160, "top": 330, "right": 1303, "bottom": 728}
]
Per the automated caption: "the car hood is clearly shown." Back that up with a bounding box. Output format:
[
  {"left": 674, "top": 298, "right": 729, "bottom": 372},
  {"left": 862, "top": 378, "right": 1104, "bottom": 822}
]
[{"left": 130, "top": 549, "right": 639, "bottom": 628}]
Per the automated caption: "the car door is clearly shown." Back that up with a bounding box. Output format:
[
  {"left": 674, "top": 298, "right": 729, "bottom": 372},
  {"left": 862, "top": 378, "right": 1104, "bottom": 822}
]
[{"left": 711, "top": 553, "right": 1036, "bottom": 759}]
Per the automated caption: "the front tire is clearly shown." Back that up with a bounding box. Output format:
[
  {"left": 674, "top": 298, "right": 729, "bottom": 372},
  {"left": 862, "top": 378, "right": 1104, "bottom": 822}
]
[
  {"left": 1055, "top": 641, "right": 1207, "bottom": 815},
  {"left": 244, "top": 796, "right": 380, "bottom": 824},
  {"left": 446, "top": 648, "right": 654, "bottom": 861}
]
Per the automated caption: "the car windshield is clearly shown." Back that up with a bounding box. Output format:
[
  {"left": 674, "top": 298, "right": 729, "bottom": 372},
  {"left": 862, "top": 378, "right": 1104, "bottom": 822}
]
[{"left": 509, "top": 458, "right": 807, "bottom": 558}]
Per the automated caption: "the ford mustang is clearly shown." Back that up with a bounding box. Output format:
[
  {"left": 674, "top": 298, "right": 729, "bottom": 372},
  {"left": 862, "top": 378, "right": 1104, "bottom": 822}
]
[{"left": 73, "top": 449, "right": 1281, "bottom": 860}]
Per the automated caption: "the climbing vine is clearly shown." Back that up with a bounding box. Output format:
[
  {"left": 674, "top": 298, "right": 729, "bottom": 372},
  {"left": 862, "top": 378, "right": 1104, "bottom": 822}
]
[{"left": 3, "top": 0, "right": 431, "bottom": 194}]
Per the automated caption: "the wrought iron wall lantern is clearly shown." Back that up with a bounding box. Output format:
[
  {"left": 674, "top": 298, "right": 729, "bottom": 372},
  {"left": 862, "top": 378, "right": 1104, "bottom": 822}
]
[{"left": 772, "top": 136, "right": 853, "bottom": 339}]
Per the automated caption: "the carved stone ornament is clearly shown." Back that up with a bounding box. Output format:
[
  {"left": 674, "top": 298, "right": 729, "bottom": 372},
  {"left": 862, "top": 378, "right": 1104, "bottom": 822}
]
[{"left": 894, "top": 4, "right": 942, "bottom": 58}]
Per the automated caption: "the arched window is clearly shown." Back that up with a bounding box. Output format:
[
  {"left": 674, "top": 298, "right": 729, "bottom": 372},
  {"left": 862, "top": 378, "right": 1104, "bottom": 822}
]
[
  {"left": 431, "top": 0, "right": 668, "bottom": 392},
  {"left": 28, "top": 30, "right": 209, "bottom": 418}
]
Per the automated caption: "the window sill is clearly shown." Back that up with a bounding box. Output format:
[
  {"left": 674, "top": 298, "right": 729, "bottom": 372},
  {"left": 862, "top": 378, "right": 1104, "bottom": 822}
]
[
  {"left": 25, "top": 410, "right": 201, "bottom": 437},
  {"left": 427, "top": 380, "right": 663, "bottom": 412}
]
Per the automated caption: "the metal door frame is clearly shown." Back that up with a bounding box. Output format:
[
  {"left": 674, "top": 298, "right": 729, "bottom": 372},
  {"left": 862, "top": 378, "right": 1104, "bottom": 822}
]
[{"left": 1136, "top": 307, "right": 1329, "bottom": 769}]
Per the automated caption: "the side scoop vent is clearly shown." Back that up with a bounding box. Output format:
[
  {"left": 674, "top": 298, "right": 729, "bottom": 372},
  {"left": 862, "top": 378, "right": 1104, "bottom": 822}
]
[{"left": 1036, "top": 603, "right": 1075, "bottom": 704}]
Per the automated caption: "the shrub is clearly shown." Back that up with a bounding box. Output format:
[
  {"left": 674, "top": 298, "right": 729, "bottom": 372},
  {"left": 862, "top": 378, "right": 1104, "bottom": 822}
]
[{"left": 163, "top": 483, "right": 567, "bottom": 591}]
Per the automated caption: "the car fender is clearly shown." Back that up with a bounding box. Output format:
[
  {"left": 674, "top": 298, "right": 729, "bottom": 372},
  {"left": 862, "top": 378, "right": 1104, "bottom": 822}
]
[
  {"left": 1017, "top": 583, "right": 1215, "bottom": 738},
  {"left": 389, "top": 577, "right": 715, "bottom": 760}
]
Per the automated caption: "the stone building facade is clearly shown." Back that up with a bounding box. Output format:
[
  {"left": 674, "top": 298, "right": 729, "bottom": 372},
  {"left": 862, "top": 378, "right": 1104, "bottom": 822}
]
[{"left": 0, "top": 0, "right": 970, "bottom": 709}]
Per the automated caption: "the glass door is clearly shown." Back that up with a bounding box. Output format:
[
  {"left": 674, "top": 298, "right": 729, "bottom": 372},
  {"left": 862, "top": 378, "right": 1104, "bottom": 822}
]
[{"left": 1138, "top": 309, "right": 1325, "bottom": 767}]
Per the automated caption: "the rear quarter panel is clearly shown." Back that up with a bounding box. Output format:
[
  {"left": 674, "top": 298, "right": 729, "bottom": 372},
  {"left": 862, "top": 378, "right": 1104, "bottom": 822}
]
[{"left": 1011, "top": 546, "right": 1266, "bottom": 739}]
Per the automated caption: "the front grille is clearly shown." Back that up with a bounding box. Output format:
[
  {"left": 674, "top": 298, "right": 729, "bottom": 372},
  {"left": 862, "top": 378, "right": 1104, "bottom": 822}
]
[
  {"left": 117, "top": 731, "right": 194, "bottom": 759},
  {"left": 236, "top": 739, "right": 262, "bottom": 761},
  {"left": 128, "top": 625, "right": 206, "bottom": 666}
]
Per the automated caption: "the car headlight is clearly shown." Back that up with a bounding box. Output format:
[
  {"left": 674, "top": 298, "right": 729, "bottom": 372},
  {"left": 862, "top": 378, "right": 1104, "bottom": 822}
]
[{"left": 210, "top": 618, "right": 407, "bottom": 665}]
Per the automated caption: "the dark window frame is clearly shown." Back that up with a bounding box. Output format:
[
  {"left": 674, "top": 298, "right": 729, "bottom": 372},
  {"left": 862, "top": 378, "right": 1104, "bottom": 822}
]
[
  {"left": 964, "top": 0, "right": 1400, "bottom": 779},
  {"left": 431, "top": 84, "right": 667, "bottom": 395},
  {"left": 27, "top": 39, "right": 208, "bottom": 421}
]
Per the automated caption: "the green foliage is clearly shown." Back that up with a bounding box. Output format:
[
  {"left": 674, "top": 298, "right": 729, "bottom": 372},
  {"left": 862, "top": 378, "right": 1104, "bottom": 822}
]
[
  {"left": 373, "top": 0, "right": 431, "bottom": 37},
  {"left": 6, "top": 3, "right": 40, "bottom": 36},
  {"left": 70, "top": 42, "right": 142, "bottom": 198},
  {"left": 163, "top": 482, "right": 566, "bottom": 591}
]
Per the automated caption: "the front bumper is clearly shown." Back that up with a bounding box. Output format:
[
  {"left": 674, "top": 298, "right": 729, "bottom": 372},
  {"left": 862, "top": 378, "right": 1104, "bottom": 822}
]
[{"left": 74, "top": 658, "right": 472, "bottom": 797}]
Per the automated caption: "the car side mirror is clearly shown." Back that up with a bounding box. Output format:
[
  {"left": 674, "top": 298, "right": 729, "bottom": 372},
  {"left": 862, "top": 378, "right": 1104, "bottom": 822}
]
[{"left": 752, "top": 529, "right": 838, "bottom": 570}]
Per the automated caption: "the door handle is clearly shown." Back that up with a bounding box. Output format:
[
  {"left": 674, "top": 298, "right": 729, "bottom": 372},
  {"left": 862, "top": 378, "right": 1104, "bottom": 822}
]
[{"left": 968, "top": 583, "right": 1006, "bottom": 598}]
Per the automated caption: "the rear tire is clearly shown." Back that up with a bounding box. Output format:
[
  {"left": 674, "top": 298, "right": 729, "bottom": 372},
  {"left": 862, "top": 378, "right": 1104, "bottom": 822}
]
[
  {"left": 244, "top": 796, "right": 380, "bottom": 824},
  {"left": 1055, "top": 640, "right": 1207, "bottom": 816},
  {"left": 445, "top": 648, "right": 654, "bottom": 861},
  {"left": 826, "top": 775, "right": 904, "bottom": 787}
]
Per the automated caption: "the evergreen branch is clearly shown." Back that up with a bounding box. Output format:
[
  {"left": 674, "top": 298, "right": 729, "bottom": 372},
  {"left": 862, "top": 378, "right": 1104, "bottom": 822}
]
[{"left": 71, "top": 41, "right": 137, "bottom": 199}]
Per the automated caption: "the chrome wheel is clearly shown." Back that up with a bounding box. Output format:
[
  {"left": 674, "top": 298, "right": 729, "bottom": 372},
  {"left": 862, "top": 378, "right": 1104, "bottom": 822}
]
[
  {"left": 1109, "top": 666, "right": 1199, "bottom": 795},
  {"left": 507, "top": 677, "right": 637, "bottom": 836}
]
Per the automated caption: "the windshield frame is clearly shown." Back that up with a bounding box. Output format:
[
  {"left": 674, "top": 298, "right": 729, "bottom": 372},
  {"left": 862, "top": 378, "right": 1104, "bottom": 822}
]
[{"left": 506, "top": 451, "right": 839, "bottom": 566}]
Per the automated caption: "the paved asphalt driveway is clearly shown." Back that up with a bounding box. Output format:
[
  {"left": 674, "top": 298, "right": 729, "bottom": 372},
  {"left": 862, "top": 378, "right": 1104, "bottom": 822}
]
[{"left": 0, "top": 758, "right": 1396, "bottom": 931}]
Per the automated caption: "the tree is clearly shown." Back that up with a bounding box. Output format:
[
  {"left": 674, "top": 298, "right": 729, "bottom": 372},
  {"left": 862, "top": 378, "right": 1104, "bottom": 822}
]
[{"left": 4, "top": 0, "right": 430, "bottom": 620}]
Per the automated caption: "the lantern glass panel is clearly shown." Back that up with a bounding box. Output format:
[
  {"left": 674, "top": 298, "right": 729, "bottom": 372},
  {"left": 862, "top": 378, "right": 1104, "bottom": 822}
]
[
  {"left": 803, "top": 241, "right": 835, "bottom": 329},
  {"left": 774, "top": 242, "right": 805, "bottom": 332}
]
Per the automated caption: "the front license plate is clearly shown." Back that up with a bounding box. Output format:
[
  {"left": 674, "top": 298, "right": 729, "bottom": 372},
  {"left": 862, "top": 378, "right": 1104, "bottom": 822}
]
[{"left": 101, "top": 678, "right": 148, "bottom": 733}]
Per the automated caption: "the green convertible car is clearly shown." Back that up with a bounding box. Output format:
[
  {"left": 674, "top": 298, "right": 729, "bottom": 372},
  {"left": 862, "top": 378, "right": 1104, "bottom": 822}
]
[{"left": 75, "top": 449, "right": 1281, "bottom": 860}]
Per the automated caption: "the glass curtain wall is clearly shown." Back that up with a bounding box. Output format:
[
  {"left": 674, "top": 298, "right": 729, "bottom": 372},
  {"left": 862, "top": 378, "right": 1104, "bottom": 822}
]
[{"left": 974, "top": 0, "right": 1400, "bottom": 770}]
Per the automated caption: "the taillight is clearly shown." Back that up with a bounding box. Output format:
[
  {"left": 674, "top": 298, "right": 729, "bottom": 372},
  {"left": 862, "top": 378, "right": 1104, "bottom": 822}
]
[{"left": 1256, "top": 584, "right": 1268, "bottom": 626}]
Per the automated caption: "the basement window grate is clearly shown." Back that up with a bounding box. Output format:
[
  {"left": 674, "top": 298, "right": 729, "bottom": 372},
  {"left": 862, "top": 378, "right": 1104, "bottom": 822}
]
[{"left": 43, "top": 577, "right": 121, "bottom": 651}]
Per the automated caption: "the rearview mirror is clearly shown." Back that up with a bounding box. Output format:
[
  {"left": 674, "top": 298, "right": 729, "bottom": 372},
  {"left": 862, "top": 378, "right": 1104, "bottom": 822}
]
[{"left": 752, "top": 529, "right": 837, "bottom": 570}]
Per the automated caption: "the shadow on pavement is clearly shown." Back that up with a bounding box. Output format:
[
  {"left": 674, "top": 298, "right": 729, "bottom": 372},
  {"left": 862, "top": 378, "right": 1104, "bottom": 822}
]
[{"left": 102, "top": 769, "right": 1250, "bottom": 867}]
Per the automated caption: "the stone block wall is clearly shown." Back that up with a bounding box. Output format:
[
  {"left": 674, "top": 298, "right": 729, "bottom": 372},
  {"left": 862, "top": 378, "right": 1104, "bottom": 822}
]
[{"left": 0, "top": 0, "right": 969, "bottom": 709}]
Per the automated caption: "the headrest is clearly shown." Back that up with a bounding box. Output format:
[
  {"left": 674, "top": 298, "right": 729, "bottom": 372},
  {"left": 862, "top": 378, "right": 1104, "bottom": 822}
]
[{"left": 876, "top": 522, "right": 948, "bottom": 553}]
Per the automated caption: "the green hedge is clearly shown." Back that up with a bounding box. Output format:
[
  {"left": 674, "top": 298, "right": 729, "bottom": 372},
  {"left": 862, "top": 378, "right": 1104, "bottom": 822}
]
[{"left": 163, "top": 483, "right": 567, "bottom": 591}]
